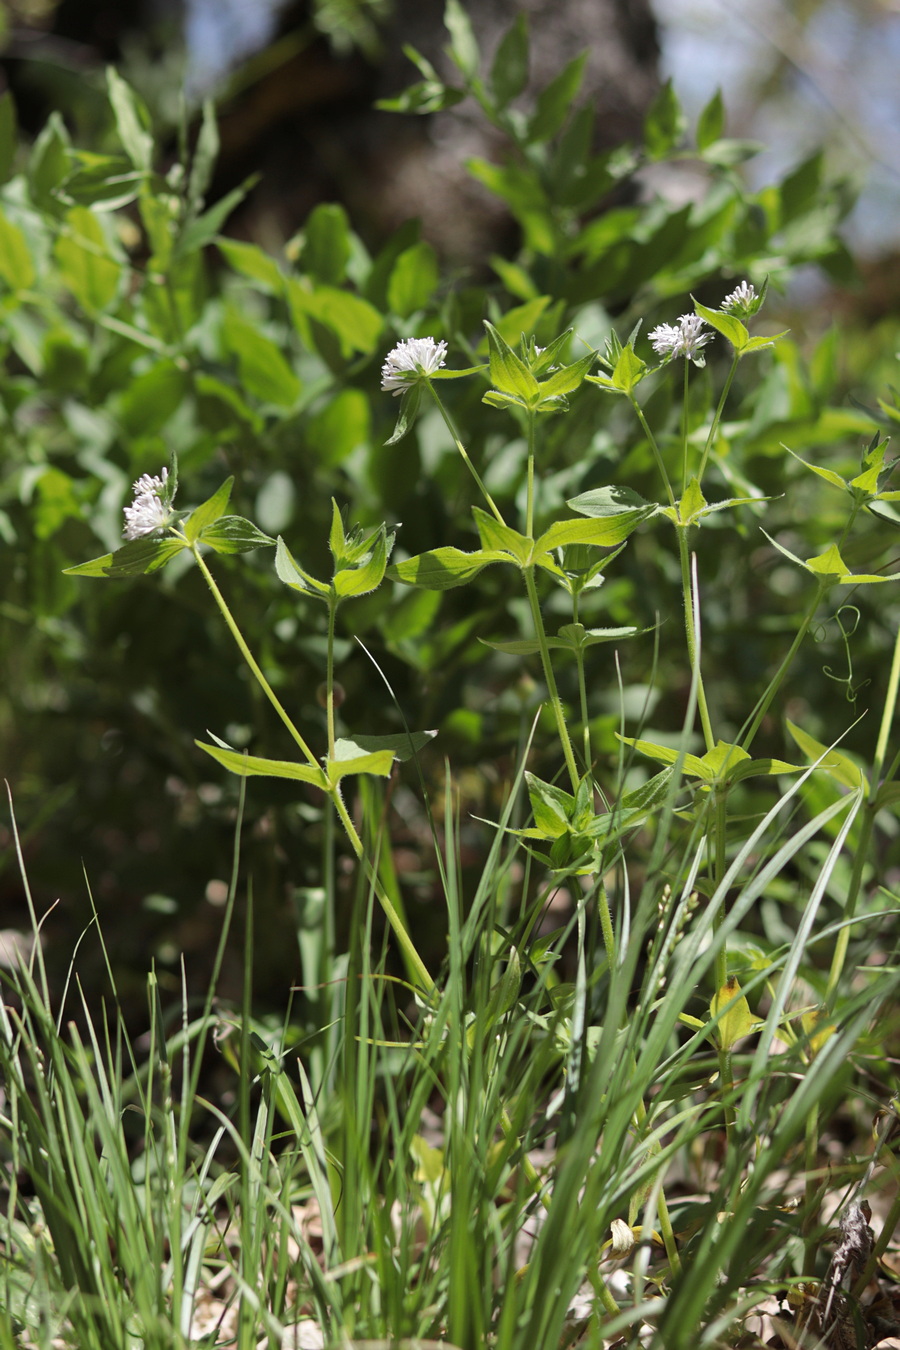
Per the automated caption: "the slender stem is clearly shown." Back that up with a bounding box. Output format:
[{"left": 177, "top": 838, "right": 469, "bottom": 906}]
[
  {"left": 190, "top": 543, "right": 435, "bottom": 994},
  {"left": 331, "top": 789, "right": 434, "bottom": 994},
  {"left": 871, "top": 618, "right": 900, "bottom": 797},
  {"left": 824, "top": 804, "right": 873, "bottom": 1006},
  {"left": 677, "top": 530, "right": 715, "bottom": 753},
  {"left": 628, "top": 393, "right": 676, "bottom": 509},
  {"left": 681, "top": 358, "right": 690, "bottom": 494},
  {"left": 525, "top": 413, "right": 536, "bottom": 540},
  {"left": 597, "top": 877, "right": 616, "bottom": 971},
  {"left": 190, "top": 544, "right": 318, "bottom": 767},
  {"left": 696, "top": 351, "right": 740, "bottom": 484},
  {"left": 523, "top": 566, "right": 580, "bottom": 792},
  {"left": 802, "top": 1102, "right": 820, "bottom": 1275},
  {"left": 427, "top": 383, "right": 506, "bottom": 524},
  {"left": 739, "top": 580, "right": 829, "bottom": 753},
  {"left": 633, "top": 1095, "right": 682, "bottom": 1276},
  {"left": 712, "top": 788, "right": 728, "bottom": 994},
  {"left": 326, "top": 595, "right": 337, "bottom": 762}
]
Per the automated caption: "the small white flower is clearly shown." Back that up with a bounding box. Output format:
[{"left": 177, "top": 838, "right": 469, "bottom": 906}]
[
  {"left": 721, "top": 281, "right": 757, "bottom": 315},
  {"left": 649, "top": 313, "right": 712, "bottom": 363},
  {"left": 123, "top": 468, "right": 173, "bottom": 540},
  {"left": 380, "top": 336, "right": 448, "bottom": 395}
]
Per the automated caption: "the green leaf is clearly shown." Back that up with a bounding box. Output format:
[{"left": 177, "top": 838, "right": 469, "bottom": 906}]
[
  {"left": 299, "top": 203, "right": 351, "bottom": 285},
  {"left": 333, "top": 529, "right": 391, "bottom": 599},
  {"left": 525, "top": 771, "right": 575, "bottom": 840},
  {"left": 526, "top": 52, "right": 587, "bottom": 143},
  {"left": 200, "top": 516, "right": 275, "bottom": 554},
  {"left": 536, "top": 350, "right": 596, "bottom": 400},
  {"left": 118, "top": 361, "right": 189, "bottom": 437},
  {"left": 0, "top": 209, "right": 35, "bottom": 291},
  {"left": 64, "top": 536, "right": 186, "bottom": 578},
  {"left": 220, "top": 307, "right": 301, "bottom": 407},
  {"left": 693, "top": 299, "right": 748, "bottom": 351},
  {"left": 308, "top": 389, "right": 370, "bottom": 465},
  {"left": 535, "top": 510, "right": 652, "bottom": 555},
  {"left": 644, "top": 80, "right": 686, "bottom": 160},
  {"left": 54, "top": 206, "right": 121, "bottom": 313},
  {"left": 710, "top": 977, "right": 761, "bottom": 1050},
  {"left": 187, "top": 99, "right": 219, "bottom": 211},
  {"left": 0, "top": 91, "right": 17, "bottom": 185},
  {"left": 28, "top": 111, "right": 71, "bottom": 212},
  {"left": 176, "top": 180, "right": 255, "bottom": 258},
  {"left": 196, "top": 741, "right": 328, "bottom": 789},
  {"left": 185, "top": 477, "right": 234, "bottom": 543},
  {"left": 216, "top": 237, "right": 284, "bottom": 292},
  {"left": 326, "top": 746, "right": 395, "bottom": 783},
  {"left": 567, "top": 485, "right": 655, "bottom": 518},
  {"left": 472, "top": 507, "right": 533, "bottom": 565},
  {"left": 785, "top": 719, "right": 866, "bottom": 791},
  {"left": 341, "top": 730, "right": 437, "bottom": 762},
  {"left": 586, "top": 343, "right": 648, "bottom": 395},
  {"left": 483, "top": 321, "right": 540, "bottom": 400},
  {"left": 444, "top": 0, "right": 480, "bottom": 78},
  {"left": 678, "top": 477, "right": 707, "bottom": 524},
  {"left": 490, "top": 13, "right": 529, "bottom": 109},
  {"left": 387, "top": 240, "right": 439, "bottom": 317},
  {"left": 275, "top": 537, "right": 330, "bottom": 598},
  {"left": 107, "top": 69, "right": 153, "bottom": 171},
  {"left": 696, "top": 88, "right": 724, "bottom": 151},
  {"left": 384, "top": 382, "right": 422, "bottom": 445},
  {"left": 389, "top": 546, "right": 510, "bottom": 590},
  {"left": 287, "top": 280, "right": 383, "bottom": 356}
]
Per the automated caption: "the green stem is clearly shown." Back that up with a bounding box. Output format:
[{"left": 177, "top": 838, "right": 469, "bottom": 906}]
[
  {"left": 824, "top": 804, "right": 874, "bottom": 1006},
  {"left": 712, "top": 787, "right": 728, "bottom": 994},
  {"left": 676, "top": 528, "right": 715, "bottom": 754},
  {"left": 191, "top": 545, "right": 318, "bottom": 767},
  {"left": 681, "top": 358, "right": 690, "bottom": 494},
  {"left": 802, "top": 1102, "right": 820, "bottom": 1275},
  {"left": 190, "top": 543, "right": 435, "bottom": 994},
  {"left": 696, "top": 351, "right": 740, "bottom": 484},
  {"left": 428, "top": 383, "right": 505, "bottom": 524},
  {"left": 633, "top": 1095, "right": 682, "bottom": 1276},
  {"left": 523, "top": 566, "right": 580, "bottom": 792},
  {"left": 739, "top": 580, "right": 829, "bottom": 753},
  {"left": 326, "top": 595, "right": 338, "bottom": 762},
  {"left": 597, "top": 878, "right": 616, "bottom": 972},
  {"left": 525, "top": 413, "right": 536, "bottom": 540},
  {"left": 628, "top": 393, "right": 676, "bottom": 509},
  {"left": 331, "top": 790, "right": 434, "bottom": 995}
]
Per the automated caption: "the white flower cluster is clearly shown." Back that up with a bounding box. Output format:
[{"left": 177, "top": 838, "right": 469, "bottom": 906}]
[
  {"left": 648, "top": 313, "right": 712, "bottom": 363},
  {"left": 123, "top": 468, "right": 172, "bottom": 540},
  {"left": 721, "top": 280, "right": 757, "bottom": 315},
  {"left": 380, "top": 336, "right": 448, "bottom": 395}
]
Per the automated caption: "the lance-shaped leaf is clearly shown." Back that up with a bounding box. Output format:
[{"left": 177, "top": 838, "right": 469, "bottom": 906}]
[
  {"left": 275, "top": 537, "right": 330, "bottom": 599},
  {"left": 472, "top": 507, "right": 533, "bottom": 565},
  {"left": 201, "top": 516, "right": 275, "bottom": 555},
  {"left": 326, "top": 740, "right": 395, "bottom": 784},
  {"left": 619, "top": 735, "right": 804, "bottom": 786},
  {"left": 342, "top": 730, "right": 437, "bottom": 762},
  {"left": 483, "top": 320, "right": 541, "bottom": 401},
  {"left": 384, "top": 382, "right": 422, "bottom": 445},
  {"left": 525, "top": 772, "right": 575, "bottom": 840},
  {"left": 481, "top": 622, "right": 642, "bottom": 657},
  {"left": 535, "top": 509, "right": 653, "bottom": 556},
  {"left": 333, "top": 527, "right": 393, "bottom": 599},
  {"left": 63, "top": 536, "right": 187, "bottom": 577},
  {"left": 586, "top": 343, "right": 648, "bottom": 394},
  {"left": 388, "top": 546, "right": 511, "bottom": 590},
  {"left": 693, "top": 298, "right": 787, "bottom": 356},
  {"left": 185, "top": 476, "right": 234, "bottom": 544},
  {"left": 762, "top": 530, "right": 900, "bottom": 585},
  {"left": 568, "top": 485, "right": 656, "bottom": 518},
  {"left": 710, "top": 977, "right": 762, "bottom": 1050},
  {"left": 196, "top": 741, "right": 328, "bottom": 789},
  {"left": 785, "top": 719, "right": 866, "bottom": 791}
]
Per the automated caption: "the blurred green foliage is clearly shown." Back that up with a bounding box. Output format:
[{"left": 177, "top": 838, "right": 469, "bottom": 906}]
[{"left": 1, "top": 7, "right": 897, "bottom": 999}]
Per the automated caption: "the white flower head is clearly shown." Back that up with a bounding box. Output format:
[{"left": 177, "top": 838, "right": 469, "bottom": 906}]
[
  {"left": 123, "top": 467, "right": 174, "bottom": 540},
  {"left": 648, "top": 313, "right": 712, "bottom": 364},
  {"left": 381, "top": 336, "right": 448, "bottom": 396},
  {"left": 721, "top": 281, "right": 758, "bottom": 316}
]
